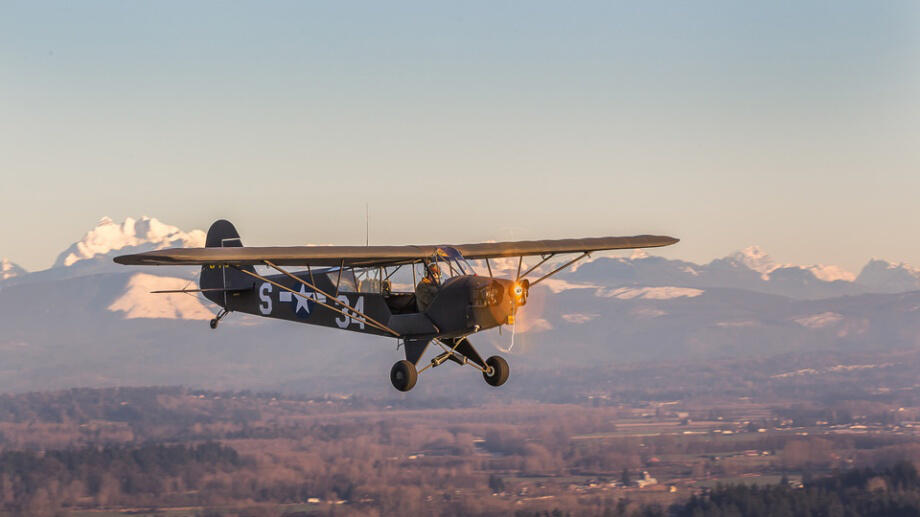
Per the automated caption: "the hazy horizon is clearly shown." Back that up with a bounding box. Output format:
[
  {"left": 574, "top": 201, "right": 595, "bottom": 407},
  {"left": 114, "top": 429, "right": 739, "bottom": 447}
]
[{"left": 3, "top": 213, "right": 918, "bottom": 277}]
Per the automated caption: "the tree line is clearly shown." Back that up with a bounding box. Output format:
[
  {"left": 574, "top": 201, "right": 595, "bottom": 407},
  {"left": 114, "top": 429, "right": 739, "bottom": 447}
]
[
  {"left": 0, "top": 442, "right": 242, "bottom": 514},
  {"left": 643, "top": 461, "right": 920, "bottom": 517}
]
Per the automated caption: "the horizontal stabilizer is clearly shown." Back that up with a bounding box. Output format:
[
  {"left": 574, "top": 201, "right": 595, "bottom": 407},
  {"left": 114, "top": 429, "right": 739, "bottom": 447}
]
[{"left": 150, "top": 287, "right": 250, "bottom": 294}]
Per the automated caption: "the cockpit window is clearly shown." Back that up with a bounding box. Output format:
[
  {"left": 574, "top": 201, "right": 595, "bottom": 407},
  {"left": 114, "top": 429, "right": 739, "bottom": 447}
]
[
  {"left": 324, "top": 267, "right": 358, "bottom": 292},
  {"left": 434, "top": 246, "right": 475, "bottom": 277}
]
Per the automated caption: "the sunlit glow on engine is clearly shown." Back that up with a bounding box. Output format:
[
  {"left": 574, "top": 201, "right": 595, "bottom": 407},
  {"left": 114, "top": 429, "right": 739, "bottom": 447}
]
[{"left": 510, "top": 280, "right": 529, "bottom": 306}]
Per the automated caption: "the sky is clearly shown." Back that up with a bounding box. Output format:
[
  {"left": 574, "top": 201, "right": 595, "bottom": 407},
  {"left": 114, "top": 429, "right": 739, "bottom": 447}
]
[{"left": 1, "top": 1, "right": 918, "bottom": 272}]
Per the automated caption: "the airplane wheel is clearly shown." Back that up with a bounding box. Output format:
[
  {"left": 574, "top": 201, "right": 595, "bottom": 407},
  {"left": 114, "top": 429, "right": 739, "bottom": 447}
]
[
  {"left": 209, "top": 319, "right": 218, "bottom": 330},
  {"left": 390, "top": 360, "right": 418, "bottom": 392},
  {"left": 483, "top": 356, "right": 509, "bottom": 387}
]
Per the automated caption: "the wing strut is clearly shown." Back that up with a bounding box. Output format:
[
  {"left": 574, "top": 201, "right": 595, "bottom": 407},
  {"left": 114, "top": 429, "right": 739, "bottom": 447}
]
[
  {"left": 261, "top": 260, "right": 400, "bottom": 337},
  {"left": 529, "top": 252, "right": 590, "bottom": 287},
  {"left": 232, "top": 263, "right": 400, "bottom": 337},
  {"left": 517, "top": 253, "right": 555, "bottom": 281}
]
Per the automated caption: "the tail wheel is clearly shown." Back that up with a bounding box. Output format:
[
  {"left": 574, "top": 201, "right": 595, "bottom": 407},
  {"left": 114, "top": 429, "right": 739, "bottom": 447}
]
[
  {"left": 483, "top": 355, "right": 509, "bottom": 387},
  {"left": 209, "top": 319, "right": 218, "bottom": 330},
  {"left": 390, "top": 360, "right": 418, "bottom": 392}
]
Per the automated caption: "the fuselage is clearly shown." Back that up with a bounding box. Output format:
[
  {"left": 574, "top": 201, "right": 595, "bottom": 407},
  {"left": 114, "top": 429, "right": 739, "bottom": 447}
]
[{"left": 202, "top": 267, "right": 518, "bottom": 340}]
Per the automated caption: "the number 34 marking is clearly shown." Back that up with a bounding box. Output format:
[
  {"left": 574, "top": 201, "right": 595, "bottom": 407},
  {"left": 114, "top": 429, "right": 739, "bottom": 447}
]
[{"left": 335, "top": 295, "right": 365, "bottom": 330}]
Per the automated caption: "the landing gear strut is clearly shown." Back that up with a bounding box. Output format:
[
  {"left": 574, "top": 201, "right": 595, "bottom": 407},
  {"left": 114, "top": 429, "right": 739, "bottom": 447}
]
[
  {"left": 390, "top": 338, "right": 428, "bottom": 391},
  {"left": 389, "top": 337, "right": 510, "bottom": 391},
  {"left": 209, "top": 308, "right": 230, "bottom": 330}
]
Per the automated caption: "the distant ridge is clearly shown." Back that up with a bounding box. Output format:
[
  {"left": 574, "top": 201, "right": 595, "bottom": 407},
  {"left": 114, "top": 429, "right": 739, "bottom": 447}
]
[
  {"left": 1, "top": 258, "right": 26, "bottom": 280},
  {"left": 0, "top": 217, "right": 919, "bottom": 393},
  {"left": 5, "top": 216, "right": 920, "bottom": 299}
]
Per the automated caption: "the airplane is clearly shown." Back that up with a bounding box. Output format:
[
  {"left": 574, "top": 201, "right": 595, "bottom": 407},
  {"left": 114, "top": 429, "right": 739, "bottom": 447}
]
[{"left": 114, "top": 220, "right": 678, "bottom": 392}]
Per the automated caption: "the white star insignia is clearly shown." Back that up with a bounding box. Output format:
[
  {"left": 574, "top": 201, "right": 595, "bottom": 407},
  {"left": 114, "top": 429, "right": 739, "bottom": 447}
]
[{"left": 294, "top": 285, "right": 313, "bottom": 315}]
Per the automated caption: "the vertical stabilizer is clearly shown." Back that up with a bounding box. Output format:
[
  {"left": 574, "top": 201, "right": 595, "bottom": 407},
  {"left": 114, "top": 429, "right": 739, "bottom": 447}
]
[{"left": 199, "top": 220, "right": 255, "bottom": 306}]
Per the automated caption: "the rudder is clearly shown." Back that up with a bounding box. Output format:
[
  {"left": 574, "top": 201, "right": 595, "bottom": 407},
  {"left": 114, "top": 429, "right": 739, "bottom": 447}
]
[
  {"left": 199, "top": 219, "right": 255, "bottom": 306},
  {"left": 204, "top": 219, "right": 244, "bottom": 248}
]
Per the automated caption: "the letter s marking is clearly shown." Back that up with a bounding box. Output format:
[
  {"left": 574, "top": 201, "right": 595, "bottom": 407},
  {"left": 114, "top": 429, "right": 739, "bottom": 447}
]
[{"left": 259, "top": 282, "right": 272, "bottom": 315}]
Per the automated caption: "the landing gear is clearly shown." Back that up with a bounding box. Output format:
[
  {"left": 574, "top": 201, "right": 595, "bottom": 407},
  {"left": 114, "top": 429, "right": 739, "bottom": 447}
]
[
  {"left": 390, "top": 360, "right": 418, "bottom": 392},
  {"left": 483, "top": 355, "right": 509, "bottom": 387},
  {"left": 209, "top": 309, "right": 230, "bottom": 330},
  {"left": 389, "top": 337, "right": 511, "bottom": 391}
]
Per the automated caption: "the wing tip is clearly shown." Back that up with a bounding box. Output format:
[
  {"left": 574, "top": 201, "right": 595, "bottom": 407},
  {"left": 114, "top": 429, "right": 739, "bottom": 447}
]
[
  {"left": 637, "top": 235, "right": 679, "bottom": 248},
  {"left": 113, "top": 253, "right": 157, "bottom": 265}
]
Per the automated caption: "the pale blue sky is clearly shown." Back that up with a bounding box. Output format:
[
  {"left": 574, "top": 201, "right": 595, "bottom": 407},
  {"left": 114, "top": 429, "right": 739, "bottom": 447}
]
[{"left": 1, "top": 1, "right": 918, "bottom": 271}]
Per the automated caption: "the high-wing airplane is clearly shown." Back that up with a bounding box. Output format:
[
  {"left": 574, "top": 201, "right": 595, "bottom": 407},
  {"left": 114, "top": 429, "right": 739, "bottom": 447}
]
[{"left": 114, "top": 220, "right": 678, "bottom": 392}]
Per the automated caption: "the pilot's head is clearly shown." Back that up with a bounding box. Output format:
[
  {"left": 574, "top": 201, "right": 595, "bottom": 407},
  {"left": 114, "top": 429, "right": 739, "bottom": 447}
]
[{"left": 426, "top": 263, "right": 441, "bottom": 281}]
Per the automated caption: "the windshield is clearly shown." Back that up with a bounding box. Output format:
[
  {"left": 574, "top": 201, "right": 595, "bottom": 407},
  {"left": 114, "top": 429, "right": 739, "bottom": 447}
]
[{"left": 433, "top": 246, "right": 475, "bottom": 278}]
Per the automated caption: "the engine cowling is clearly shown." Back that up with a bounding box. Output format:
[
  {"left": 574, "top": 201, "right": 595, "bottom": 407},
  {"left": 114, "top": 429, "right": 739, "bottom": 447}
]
[{"left": 510, "top": 279, "right": 529, "bottom": 306}]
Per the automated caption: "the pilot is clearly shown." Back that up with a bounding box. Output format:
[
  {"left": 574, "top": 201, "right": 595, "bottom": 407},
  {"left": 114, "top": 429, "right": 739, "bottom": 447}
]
[{"left": 415, "top": 263, "right": 441, "bottom": 312}]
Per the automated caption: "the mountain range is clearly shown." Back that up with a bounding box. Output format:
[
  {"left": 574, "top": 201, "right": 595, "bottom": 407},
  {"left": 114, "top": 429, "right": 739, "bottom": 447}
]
[
  {"left": 563, "top": 247, "right": 920, "bottom": 300},
  {"left": 1, "top": 216, "right": 919, "bottom": 394}
]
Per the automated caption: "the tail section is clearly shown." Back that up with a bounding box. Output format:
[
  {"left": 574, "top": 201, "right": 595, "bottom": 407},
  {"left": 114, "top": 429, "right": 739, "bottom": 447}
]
[
  {"left": 199, "top": 220, "right": 256, "bottom": 306},
  {"left": 204, "top": 219, "right": 244, "bottom": 248}
]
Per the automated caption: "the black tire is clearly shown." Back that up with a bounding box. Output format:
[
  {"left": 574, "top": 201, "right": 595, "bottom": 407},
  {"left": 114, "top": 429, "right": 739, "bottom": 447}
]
[
  {"left": 209, "top": 319, "right": 218, "bottom": 330},
  {"left": 483, "top": 355, "right": 509, "bottom": 387},
  {"left": 390, "top": 360, "right": 418, "bottom": 392}
]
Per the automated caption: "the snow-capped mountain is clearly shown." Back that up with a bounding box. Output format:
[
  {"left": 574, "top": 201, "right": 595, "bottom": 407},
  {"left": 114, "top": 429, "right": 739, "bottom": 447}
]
[
  {"left": 855, "top": 259, "right": 920, "bottom": 293},
  {"left": 729, "top": 245, "right": 777, "bottom": 279},
  {"left": 0, "top": 217, "right": 204, "bottom": 288},
  {"left": 5, "top": 216, "right": 920, "bottom": 301},
  {"left": 721, "top": 246, "right": 855, "bottom": 283},
  {"left": 53, "top": 216, "right": 205, "bottom": 268},
  {"left": 1, "top": 258, "right": 26, "bottom": 280},
  {"left": 564, "top": 246, "right": 879, "bottom": 300},
  {"left": 108, "top": 273, "right": 213, "bottom": 320}
]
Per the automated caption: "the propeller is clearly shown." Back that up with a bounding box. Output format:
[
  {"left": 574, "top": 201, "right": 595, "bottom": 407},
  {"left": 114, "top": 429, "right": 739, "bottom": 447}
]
[
  {"left": 495, "top": 257, "right": 533, "bottom": 354},
  {"left": 496, "top": 311, "right": 516, "bottom": 354},
  {"left": 509, "top": 314, "right": 517, "bottom": 352},
  {"left": 497, "top": 287, "right": 521, "bottom": 354},
  {"left": 495, "top": 258, "right": 531, "bottom": 354}
]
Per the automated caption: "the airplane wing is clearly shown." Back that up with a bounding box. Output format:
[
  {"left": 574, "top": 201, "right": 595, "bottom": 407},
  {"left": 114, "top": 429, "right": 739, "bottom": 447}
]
[
  {"left": 453, "top": 235, "right": 678, "bottom": 260},
  {"left": 113, "top": 235, "right": 678, "bottom": 267}
]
